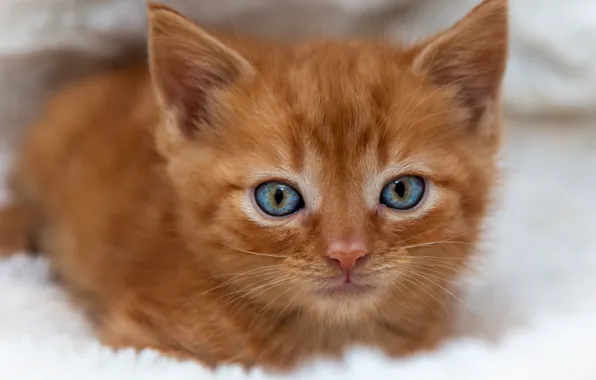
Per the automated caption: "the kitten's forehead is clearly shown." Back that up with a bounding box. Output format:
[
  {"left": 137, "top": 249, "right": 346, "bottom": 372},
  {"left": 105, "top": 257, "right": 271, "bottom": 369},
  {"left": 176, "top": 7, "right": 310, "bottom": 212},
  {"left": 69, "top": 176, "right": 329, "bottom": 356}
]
[
  {"left": 228, "top": 41, "right": 468, "bottom": 189},
  {"left": 260, "top": 45, "right": 405, "bottom": 161},
  {"left": 267, "top": 47, "right": 449, "bottom": 169},
  {"left": 280, "top": 43, "right": 413, "bottom": 118}
]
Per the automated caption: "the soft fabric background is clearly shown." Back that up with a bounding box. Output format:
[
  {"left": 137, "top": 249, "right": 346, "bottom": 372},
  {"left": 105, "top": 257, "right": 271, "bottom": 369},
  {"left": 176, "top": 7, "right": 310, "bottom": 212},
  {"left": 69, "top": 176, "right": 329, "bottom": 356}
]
[
  {"left": 1, "top": 0, "right": 596, "bottom": 378},
  {"left": 2, "top": 0, "right": 596, "bottom": 147}
]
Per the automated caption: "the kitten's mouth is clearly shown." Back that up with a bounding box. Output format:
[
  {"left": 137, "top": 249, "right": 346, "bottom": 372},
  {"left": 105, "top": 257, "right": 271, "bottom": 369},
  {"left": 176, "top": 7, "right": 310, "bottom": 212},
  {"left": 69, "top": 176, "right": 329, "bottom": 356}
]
[
  {"left": 319, "top": 283, "right": 375, "bottom": 297},
  {"left": 318, "top": 273, "right": 376, "bottom": 297}
]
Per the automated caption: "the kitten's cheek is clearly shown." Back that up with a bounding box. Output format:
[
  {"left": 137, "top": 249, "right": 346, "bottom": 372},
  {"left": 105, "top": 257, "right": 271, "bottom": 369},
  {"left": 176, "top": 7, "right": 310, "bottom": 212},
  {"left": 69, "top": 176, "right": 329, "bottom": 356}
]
[
  {"left": 376, "top": 205, "right": 387, "bottom": 219},
  {"left": 298, "top": 209, "right": 313, "bottom": 227}
]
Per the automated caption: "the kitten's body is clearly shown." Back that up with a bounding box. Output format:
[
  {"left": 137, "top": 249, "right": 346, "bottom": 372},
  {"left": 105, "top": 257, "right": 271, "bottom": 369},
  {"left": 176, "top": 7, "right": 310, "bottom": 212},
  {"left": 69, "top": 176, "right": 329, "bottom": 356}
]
[
  {"left": 13, "top": 51, "right": 447, "bottom": 369},
  {"left": 2, "top": 1, "right": 507, "bottom": 370}
]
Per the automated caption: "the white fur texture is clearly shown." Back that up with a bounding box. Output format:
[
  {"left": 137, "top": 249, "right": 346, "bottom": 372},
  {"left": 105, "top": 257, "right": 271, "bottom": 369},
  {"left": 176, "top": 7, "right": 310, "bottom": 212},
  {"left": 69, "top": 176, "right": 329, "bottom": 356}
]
[{"left": 1, "top": 120, "right": 596, "bottom": 378}]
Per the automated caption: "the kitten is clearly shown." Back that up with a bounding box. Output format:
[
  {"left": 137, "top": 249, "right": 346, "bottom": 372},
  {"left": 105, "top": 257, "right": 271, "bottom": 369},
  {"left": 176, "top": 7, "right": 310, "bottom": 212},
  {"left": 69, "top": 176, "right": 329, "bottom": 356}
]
[{"left": 1, "top": 0, "right": 508, "bottom": 370}]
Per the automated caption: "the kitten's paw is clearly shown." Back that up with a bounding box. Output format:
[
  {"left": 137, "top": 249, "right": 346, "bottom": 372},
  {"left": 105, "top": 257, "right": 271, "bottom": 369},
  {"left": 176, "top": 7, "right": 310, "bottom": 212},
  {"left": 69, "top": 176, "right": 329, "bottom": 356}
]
[
  {"left": 0, "top": 203, "right": 32, "bottom": 256},
  {"left": 98, "top": 315, "right": 198, "bottom": 363}
]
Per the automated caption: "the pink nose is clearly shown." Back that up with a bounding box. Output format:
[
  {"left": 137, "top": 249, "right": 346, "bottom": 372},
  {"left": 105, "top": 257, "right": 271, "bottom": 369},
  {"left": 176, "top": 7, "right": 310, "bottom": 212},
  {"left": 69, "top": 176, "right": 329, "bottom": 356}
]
[{"left": 325, "top": 238, "right": 369, "bottom": 270}]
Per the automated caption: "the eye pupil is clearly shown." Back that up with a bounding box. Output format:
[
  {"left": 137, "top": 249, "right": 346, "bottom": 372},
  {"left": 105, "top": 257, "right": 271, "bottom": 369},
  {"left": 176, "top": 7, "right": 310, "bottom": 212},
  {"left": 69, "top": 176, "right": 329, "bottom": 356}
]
[
  {"left": 393, "top": 181, "right": 406, "bottom": 198},
  {"left": 274, "top": 188, "right": 284, "bottom": 205},
  {"left": 255, "top": 181, "right": 304, "bottom": 217},
  {"left": 380, "top": 175, "right": 425, "bottom": 210}
]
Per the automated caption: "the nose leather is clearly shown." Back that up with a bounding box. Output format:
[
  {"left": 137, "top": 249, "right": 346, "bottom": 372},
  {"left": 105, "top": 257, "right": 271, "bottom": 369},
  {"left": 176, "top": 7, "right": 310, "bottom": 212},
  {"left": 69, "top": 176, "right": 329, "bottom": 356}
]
[{"left": 325, "top": 236, "right": 368, "bottom": 270}]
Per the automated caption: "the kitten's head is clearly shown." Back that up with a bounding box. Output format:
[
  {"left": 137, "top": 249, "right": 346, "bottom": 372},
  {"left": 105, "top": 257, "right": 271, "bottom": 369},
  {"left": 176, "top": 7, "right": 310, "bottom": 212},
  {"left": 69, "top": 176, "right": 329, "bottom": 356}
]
[{"left": 148, "top": 0, "right": 507, "bottom": 323}]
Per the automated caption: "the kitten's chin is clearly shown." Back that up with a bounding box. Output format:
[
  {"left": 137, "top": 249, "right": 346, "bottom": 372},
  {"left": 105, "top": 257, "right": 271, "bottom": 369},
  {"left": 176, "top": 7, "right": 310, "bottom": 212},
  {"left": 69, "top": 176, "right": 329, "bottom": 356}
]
[
  {"left": 316, "top": 283, "right": 376, "bottom": 297},
  {"left": 308, "top": 294, "right": 381, "bottom": 324},
  {"left": 306, "top": 276, "right": 384, "bottom": 323}
]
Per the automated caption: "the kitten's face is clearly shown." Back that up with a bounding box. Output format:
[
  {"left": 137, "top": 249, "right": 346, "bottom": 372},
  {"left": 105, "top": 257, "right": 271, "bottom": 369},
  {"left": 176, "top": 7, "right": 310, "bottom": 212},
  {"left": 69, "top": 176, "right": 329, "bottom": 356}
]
[{"left": 149, "top": 1, "right": 506, "bottom": 322}]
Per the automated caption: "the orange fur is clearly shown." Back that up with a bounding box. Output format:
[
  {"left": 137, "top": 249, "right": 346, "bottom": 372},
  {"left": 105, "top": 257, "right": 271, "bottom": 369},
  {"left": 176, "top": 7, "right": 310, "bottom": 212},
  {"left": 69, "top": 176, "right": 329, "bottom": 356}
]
[
  {"left": 4, "top": 0, "right": 508, "bottom": 371},
  {"left": 0, "top": 203, "right": 32, "bottom": 256}
]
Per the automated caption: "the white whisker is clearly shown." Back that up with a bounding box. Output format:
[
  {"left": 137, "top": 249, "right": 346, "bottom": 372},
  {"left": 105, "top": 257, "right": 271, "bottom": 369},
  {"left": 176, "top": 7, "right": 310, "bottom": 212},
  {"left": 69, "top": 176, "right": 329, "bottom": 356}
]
[
  {"left": 217, "top": 241, "right": 286, "bottom": 258},
  {"left": 248, "top": 280, "right": 298, "bottom": 333}
]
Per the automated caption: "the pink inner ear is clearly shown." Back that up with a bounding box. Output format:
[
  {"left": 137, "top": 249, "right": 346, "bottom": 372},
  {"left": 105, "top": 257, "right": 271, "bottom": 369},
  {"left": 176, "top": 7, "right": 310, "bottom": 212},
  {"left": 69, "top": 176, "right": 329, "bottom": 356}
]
[
  {"left": 412, "top": 0, "right": 508, "bottom": 127},
  {"left": 432, "top": 63, "right": 501, "bottom": 125},
  {"left": 156, "top": 56, "right": 235, "bottom": 138},
  {"left": 148, "top": 7, "right": 254, "bottom": 139}
]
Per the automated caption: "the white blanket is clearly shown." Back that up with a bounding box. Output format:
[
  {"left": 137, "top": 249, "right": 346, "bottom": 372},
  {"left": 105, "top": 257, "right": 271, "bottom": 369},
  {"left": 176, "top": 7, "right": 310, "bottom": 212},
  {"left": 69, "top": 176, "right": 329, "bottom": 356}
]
[{"left": 1, "top": 120, "right": 596, "bottom": 379}]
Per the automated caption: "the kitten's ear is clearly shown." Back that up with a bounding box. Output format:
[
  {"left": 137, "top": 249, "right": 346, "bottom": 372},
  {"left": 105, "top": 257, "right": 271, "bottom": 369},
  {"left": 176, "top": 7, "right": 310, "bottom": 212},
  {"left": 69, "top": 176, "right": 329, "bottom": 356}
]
[
  {"left": 147, "top": 4, "right": 254, "bottom": 138},
  {"left": 411, "top": 0, "right": 508, "bottom": 127}
]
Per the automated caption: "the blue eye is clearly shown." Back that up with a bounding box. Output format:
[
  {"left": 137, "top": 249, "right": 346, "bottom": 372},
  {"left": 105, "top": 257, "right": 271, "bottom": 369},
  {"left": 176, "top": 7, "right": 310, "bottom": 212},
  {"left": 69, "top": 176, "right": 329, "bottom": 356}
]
[
  {"left": 380, "top": 176, "right": 426, "bottom": 210},
  {"left": 254, "top": 181, "right": 304, "bottom": 217}
]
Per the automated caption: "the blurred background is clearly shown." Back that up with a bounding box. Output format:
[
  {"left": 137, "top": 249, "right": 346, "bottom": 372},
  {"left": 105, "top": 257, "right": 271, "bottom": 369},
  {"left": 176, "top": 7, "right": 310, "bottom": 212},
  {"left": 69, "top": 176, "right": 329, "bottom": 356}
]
[
  {"left": 1, "top": 0, "right": 596, "bottom": 149},
  {"left": 0, "top": 0, "right": 595, "bottom": 341}
]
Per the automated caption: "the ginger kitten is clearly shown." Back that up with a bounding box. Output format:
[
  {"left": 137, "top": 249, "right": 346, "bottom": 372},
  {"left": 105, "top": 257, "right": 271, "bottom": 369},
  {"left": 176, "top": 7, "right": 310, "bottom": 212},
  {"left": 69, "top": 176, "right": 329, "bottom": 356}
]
[{"left": 1, "top": 0, "right": 508, "bottom": 370}]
